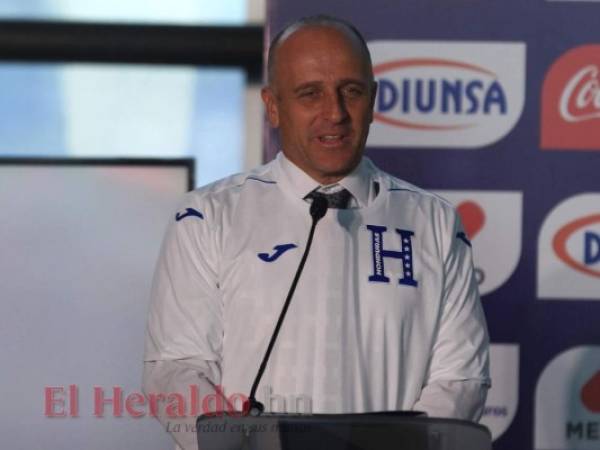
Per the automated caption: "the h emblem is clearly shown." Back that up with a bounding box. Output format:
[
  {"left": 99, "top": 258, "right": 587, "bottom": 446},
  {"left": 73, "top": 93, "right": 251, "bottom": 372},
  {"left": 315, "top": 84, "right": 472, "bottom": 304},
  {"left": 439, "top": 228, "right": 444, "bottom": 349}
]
[{"left": 366, "top": 225, "right": 418, "bottom": 287}]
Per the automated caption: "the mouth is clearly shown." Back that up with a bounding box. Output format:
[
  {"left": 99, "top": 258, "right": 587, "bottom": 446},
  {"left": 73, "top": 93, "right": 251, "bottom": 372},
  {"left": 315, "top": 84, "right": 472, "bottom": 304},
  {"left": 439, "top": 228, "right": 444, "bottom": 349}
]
[{"left": 316, "top": 134, "right": 349, "bottom": 147}]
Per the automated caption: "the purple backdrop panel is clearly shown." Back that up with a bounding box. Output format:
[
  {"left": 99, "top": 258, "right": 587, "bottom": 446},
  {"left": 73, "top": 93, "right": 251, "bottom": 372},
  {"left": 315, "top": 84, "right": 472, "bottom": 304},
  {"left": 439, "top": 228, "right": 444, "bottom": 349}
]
[{"left": 265, "top": 1, "right": 600, "bottom": 449}]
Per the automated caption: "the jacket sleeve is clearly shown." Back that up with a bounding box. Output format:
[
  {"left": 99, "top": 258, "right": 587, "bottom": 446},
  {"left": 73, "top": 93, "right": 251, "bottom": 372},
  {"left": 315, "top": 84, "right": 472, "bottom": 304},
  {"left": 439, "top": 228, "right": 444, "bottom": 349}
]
[
  {"left": 413, "top": 210, "right": 491, "bottom": 421},
  {"left": 143, "top": 192, "right": 227, "bottom": 449}
]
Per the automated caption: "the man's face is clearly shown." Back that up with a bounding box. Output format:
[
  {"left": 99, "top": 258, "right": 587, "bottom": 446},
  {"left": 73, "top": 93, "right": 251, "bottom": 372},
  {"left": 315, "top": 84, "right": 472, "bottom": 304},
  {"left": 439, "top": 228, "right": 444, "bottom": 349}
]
[{"left": 262, "top": 26, "right": 377, "bottom": 185}]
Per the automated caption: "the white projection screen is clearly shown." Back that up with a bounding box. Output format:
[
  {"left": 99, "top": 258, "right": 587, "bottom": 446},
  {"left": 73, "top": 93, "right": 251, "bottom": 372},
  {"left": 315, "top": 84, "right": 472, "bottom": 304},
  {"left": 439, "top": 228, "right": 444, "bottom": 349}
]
[{"left": 0, "top": 159, "right": 193, "bottom": 450}]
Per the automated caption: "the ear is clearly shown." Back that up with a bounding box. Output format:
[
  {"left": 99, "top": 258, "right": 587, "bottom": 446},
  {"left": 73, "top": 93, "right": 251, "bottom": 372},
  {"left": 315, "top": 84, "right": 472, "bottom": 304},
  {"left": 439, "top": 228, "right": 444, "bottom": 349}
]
[
  {"left": 368, "top": 81, "right": 378, "bottom": 123},
  {"left": 261, "top": 86, "right": 280, "bottom": 128}
]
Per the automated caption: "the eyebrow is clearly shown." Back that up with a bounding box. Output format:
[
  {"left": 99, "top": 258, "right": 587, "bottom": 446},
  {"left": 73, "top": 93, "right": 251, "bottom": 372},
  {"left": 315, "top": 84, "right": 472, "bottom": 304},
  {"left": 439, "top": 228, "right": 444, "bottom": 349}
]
[
  {"left": 293, "top": 81, "right": 322, "bottom": 94},
  {"left": 292, "top": 78, "right": 369, "bottom": 94},
  {"left": 338, "top": 78, "right": 369, "bottom": 87}
]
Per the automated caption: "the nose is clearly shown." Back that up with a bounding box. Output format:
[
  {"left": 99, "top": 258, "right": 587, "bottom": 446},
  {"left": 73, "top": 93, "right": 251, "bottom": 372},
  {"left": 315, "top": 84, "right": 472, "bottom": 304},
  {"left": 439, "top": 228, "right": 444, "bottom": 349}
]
[{"left": 323, "top": 90, "right": 349, "bottom": 123}]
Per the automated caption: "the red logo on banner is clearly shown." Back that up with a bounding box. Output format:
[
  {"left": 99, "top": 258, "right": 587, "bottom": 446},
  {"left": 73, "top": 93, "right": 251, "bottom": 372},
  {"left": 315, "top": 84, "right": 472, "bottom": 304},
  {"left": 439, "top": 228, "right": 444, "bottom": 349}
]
[
  {"left": 581, "top": 371, "right": 600, "bottom": 413},
  {"left": 457, "top": 201, "right": 486, "bottom": 240},
  {"left": 541, "top": 44, "right": 600, "bottom": 150}
]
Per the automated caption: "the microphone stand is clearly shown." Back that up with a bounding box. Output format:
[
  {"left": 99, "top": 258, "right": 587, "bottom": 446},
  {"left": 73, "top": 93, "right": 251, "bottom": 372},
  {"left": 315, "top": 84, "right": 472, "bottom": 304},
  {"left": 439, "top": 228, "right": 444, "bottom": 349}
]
[{"left": 245, "top": 196, "right": 329, "bottom": 415}]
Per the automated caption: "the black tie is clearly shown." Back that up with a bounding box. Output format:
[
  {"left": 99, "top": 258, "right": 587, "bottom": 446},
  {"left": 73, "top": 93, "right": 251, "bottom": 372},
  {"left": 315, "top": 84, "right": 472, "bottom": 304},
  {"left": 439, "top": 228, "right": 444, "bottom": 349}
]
[{"left": 305, "top": 189, "right": 352, "bottom": 209}]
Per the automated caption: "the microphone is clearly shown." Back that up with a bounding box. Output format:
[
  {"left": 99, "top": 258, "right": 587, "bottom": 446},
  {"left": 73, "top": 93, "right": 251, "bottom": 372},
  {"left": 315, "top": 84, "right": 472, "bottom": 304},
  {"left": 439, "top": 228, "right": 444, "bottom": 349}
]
[
  {"left": 245, "top": 195, "right": 328, "bottom": 416},
  {"left": 310, "top": 195, "right": 328, "bottom": 221}
]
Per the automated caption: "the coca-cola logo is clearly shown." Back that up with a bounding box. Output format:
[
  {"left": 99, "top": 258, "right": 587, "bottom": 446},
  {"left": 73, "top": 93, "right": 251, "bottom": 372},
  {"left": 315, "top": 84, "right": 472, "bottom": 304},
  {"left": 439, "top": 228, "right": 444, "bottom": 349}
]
[
  {"left": 541, "top": 44, "right": 600, "bottom": 150},
  {"left": 559, "top": 65, "right": 600, "bottom": 122}
]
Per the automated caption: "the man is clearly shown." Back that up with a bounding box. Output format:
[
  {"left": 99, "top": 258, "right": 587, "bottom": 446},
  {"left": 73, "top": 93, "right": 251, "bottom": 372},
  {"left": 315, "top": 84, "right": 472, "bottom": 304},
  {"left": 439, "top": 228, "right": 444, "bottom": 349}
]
[{"left": 143, "top": 15, "right": 490, "bottom": 450}]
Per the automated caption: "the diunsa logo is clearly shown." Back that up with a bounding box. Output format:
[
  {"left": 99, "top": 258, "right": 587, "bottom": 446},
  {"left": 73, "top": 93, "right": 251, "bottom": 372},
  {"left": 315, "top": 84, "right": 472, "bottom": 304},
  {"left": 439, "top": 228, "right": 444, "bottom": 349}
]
[
  {"left": 367, "top": 41, "right": 526, "bottom": 148},
  {"left": 553, "top": 214, "right": 600, "bottom": 278},
  {"left": 537, "top": 193, "right": 600, "bottom": 300}
]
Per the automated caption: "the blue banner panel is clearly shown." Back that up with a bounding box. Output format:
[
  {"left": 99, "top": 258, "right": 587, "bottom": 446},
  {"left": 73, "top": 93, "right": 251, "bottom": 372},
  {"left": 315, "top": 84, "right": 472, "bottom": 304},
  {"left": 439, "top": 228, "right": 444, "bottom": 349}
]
[{"left": 266, "top": 2, "right": 600, "bottom": 449}]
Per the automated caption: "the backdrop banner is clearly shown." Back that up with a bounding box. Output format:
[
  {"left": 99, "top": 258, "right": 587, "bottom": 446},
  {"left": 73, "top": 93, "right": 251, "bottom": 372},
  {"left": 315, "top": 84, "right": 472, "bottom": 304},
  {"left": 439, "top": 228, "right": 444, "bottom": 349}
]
[{"left": 266, "top": 2, "right": 600, "bottom": 449}]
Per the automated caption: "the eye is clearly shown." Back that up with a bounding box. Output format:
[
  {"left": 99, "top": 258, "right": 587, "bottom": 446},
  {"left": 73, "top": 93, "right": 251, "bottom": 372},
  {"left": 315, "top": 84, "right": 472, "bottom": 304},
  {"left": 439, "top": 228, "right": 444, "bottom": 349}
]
[
  {"left": 299, "top": 89, "right": 318, "bottom": 98},
  {"left": 342, "top": 85, "right": 365, "bottom": 98}
]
